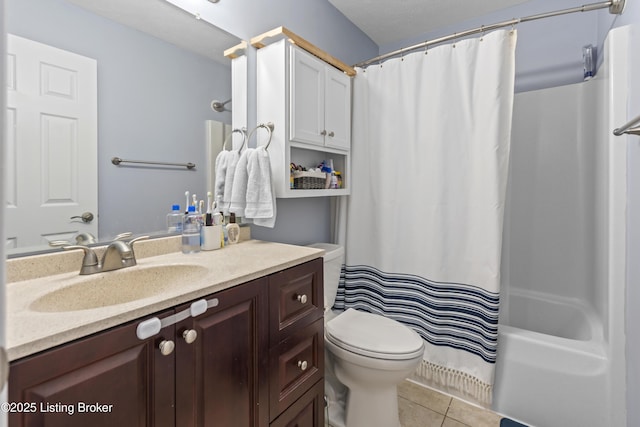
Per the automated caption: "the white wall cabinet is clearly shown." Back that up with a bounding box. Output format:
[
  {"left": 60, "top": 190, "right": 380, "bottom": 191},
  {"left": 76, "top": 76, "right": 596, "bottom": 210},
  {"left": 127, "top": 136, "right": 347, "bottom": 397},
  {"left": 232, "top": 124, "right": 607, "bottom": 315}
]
[
  {"left": 290, "top": 46, "right": 351, "bottom": 151},
  {"left": 257, "top": 39, "right": 351, "bottom": 198}
]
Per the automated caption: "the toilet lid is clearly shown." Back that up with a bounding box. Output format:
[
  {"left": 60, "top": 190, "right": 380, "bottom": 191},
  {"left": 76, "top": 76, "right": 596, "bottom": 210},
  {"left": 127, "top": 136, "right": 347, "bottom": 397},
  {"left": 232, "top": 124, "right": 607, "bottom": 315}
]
[{"left": 326, "top": 309, "right": 424, "bottom": 360}]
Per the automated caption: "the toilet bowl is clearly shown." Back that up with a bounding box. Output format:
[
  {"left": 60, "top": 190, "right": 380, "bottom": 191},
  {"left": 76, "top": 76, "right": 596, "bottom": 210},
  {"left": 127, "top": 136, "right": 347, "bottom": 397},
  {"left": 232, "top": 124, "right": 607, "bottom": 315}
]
[{"left": 307, "top": 243, "right": 425, "bottom": 427}]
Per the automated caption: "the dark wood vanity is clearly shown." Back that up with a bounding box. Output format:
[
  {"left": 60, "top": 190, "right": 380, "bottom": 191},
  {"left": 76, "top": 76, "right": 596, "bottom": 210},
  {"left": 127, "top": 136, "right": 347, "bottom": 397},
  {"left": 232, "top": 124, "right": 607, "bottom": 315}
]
[{"left": 8, "top": 258, "right": 324, "bottom": 427}]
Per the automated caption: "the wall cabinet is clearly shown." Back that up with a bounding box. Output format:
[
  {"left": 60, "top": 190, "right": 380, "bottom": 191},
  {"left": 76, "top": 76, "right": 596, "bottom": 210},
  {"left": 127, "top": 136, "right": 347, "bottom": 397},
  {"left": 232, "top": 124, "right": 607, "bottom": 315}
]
[
  {"left": 290, "top": 46, "right": 351, "bottom": 152},
  {"left": 9, "top": 259, "right": 324, "bottom": 427},
  {"left": 257, "top": 39, "right": 352, "bottom": 198}
]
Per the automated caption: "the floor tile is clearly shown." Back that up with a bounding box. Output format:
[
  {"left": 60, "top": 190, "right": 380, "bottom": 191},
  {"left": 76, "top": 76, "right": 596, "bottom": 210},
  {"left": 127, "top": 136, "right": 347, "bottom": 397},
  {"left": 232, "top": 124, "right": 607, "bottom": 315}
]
[
  {"left": 399, "top": 396, "right": 446, "bottom": 427},
  {"left": 442, "top": 417, "right": 471, "bottom": 427},
  {"left": 398, "top": 380, "right": 452, "bottom": 414},
  {"left": 445, "top": 398, "right": 502, "bottom": 427}
]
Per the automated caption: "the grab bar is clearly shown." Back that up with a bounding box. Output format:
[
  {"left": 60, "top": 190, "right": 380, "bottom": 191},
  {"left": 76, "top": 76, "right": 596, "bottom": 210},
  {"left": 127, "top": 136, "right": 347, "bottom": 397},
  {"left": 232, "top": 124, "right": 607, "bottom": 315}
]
[
  {"left": 613, "top": 114, "right": 640, "bottom": 136},
  {"left": 111, "top": 157, "right": 196, "bottom": 170}
]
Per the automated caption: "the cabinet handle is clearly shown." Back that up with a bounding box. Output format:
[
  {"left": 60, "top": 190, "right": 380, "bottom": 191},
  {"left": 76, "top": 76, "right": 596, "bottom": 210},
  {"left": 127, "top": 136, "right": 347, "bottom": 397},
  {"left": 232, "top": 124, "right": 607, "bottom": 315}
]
[
  {"left": 296, "top": 294, "right": 308, "bottom": 304},
  {"left": 297, "top": 360, "right": 308, "bottom": 371},
  {"left": 328, "top": 131, "right": 335, "bottom": 137},
  {"left": 320, "top": 130, "right": 327, "bottom": 136},
  {"left": 182, "top": 329, "right": 198, "bottom": 344},
  {"left": 159, "top": 340, "right": 175, "bottom": 356}
]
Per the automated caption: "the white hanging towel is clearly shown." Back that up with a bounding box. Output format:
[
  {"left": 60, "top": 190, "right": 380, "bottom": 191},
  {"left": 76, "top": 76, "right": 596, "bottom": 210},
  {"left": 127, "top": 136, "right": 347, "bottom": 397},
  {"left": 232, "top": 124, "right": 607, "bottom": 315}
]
[
  {"left": 229, "top": 148, "right": 254, "bottom": 218},
  {"left": 213, "top": 150, "right": 229, "bottom": 204},
  {"left": 221, "top": 150, "right": 241, "bottom": 215},
  {"left": 247, "top": 146, "right": 276, "bottom": 228}
]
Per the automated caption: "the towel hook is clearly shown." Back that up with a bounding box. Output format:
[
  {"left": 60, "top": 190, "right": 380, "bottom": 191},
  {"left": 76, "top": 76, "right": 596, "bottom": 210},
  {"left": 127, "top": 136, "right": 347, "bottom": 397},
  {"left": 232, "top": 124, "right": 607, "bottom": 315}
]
[
  {"left": 247, "top": 122, "right": 275, "bottom": 150},
  {"left": 222, "top": 128, "right": 247, "bottom": 151}
]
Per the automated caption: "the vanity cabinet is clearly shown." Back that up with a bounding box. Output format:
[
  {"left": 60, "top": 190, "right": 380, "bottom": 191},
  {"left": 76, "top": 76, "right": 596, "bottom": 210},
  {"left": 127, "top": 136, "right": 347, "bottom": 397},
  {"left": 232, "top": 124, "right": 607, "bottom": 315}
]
[
  {"left": 8, "top": 309, "right": 176, "bottom": 427},
  {"left": 256, "top": 38, "right": 352, "bottom": 198},
  {"left": 268, "top": 258, "right": 324, "bottom": 425},
  {"left": 175, "top": 278, "right": 269, "bottom": 426},
  {"left": 8, "top": 258, "right": 324, "bottom": 427}
]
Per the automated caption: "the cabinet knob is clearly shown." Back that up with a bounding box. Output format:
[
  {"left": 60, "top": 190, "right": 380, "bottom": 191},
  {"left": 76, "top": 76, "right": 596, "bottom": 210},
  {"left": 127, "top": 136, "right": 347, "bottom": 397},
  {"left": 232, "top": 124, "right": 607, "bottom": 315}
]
[
  {"left": 159, "top": 339, "right": 175, "bottom": 356},
  {"left": 320, "top": 130, "right": 327, "bottom": 136},
  {"left": 297, "top": 360, "right": 308, "bottom": 371},
  {"left": 182, "top": 329, "right": 198, "bottom": 344},
  {"left": 328, "top": 131, "right": 335, "bottom": 137},
  {"left": 296, "top": 294, "right": 308, "bottom": 304}
]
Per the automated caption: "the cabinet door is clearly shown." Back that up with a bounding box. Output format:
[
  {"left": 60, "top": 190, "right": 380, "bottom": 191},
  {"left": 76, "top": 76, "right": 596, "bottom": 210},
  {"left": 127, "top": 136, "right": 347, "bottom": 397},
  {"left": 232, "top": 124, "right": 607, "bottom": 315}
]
[
  {"left": 9, "top": 312, "right": 175, "bottom": 427},
  {"left": 176, "top": 279, "right": 269, "bottom": 427},
  {"left": 290, "top": 46, "right": 325, "bottom": 147},
  {"left": 324, "top": 68, "right": 351, "bottom": 151}
]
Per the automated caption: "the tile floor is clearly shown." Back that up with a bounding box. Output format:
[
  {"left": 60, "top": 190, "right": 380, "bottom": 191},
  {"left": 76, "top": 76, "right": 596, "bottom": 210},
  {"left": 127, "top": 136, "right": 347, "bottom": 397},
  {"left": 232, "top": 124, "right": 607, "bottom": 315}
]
[{"left": 398, "top": 380, "right": 506, "bottom": 427}]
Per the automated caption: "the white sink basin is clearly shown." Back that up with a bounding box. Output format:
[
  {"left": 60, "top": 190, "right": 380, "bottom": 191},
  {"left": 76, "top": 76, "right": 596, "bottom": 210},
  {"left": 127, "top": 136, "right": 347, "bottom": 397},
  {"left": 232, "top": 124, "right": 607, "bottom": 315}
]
[{"left": 30, "top": 264, "right": 209, "bottom": 312}]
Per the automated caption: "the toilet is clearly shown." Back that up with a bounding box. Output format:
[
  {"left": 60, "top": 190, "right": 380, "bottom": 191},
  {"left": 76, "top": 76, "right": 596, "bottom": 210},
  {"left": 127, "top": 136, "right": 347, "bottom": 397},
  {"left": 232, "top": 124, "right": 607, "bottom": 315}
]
[{"left": 308, "top": 243, "right": 425, "bottom": 427}]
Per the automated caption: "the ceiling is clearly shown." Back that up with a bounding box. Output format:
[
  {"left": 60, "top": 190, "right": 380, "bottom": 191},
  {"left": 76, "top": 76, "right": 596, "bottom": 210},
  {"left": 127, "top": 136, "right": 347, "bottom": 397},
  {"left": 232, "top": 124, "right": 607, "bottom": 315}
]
[
  {"left": 65, "top": 0, "right": 239, "bottom": 64},
  {"left": 328, "top": 0, "right": 532, "bottom": 46}
]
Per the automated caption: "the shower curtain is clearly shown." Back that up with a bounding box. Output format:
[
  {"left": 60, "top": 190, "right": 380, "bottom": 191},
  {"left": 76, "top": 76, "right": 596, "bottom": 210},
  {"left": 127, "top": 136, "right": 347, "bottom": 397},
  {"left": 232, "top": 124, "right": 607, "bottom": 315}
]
[{"left": 335, "top": 29, "right": 517, "bottom": 404}]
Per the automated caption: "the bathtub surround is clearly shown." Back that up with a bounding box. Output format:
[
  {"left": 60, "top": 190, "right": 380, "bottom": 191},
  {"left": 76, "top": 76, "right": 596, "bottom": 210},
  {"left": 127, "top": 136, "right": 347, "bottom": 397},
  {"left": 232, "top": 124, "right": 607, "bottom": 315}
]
[
  {"left": 336, "top": 29, "right": 516, "bottom": 405},
  {"left": 491, "top": 25, "right": 630, "bottom": 427}
]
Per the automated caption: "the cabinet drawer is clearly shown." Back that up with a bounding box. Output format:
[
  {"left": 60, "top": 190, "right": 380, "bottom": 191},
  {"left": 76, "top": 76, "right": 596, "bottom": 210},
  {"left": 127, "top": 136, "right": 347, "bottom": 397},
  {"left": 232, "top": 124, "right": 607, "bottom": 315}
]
[
  {"left": 269, "top": 258, "right": 323, "bottom": 344},
  {"left": 269, "top": 319, "right": 324, "bottom": 420},
  {"left": 270, "top": 380, "right": 324, "bottom": 427}
]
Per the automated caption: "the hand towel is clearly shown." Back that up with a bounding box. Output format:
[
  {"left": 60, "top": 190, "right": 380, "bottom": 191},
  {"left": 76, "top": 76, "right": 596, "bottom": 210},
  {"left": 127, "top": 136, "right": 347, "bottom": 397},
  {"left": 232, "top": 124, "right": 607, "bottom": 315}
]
[
  {"left": 247, "top": 146, "right": 276, "bottom": 228},
  {"left": 213, "top": 150, "right": 229, "bottom": 204},
  {"left": 221, "top": 150, "right": 241, "bottom": 215},
  {"left": 229, "top": 148, "right": 254, "bottom": 218}
]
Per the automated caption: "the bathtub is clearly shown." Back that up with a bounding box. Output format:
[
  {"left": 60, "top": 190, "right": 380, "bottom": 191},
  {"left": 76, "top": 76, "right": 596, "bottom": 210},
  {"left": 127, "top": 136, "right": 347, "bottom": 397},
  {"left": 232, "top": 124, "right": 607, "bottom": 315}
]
[{"left": 492, "top": 289, "right": 608, "bottom": 427}]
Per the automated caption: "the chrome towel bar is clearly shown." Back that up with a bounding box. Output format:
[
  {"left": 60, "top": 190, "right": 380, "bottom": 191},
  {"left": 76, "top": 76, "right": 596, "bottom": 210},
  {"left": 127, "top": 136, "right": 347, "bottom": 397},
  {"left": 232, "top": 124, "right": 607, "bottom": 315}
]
[
  {"left": 111, "top": 157, "right": 196, "bottom": 170},
  {"left": 613, "top": 114, "right": 640, "bottom": 136}
]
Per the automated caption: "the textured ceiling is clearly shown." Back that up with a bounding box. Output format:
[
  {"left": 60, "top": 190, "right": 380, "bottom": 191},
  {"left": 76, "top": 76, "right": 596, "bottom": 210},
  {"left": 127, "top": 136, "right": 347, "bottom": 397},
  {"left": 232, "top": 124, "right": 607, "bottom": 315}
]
[
  {"left": 328, "top": 0, "right": 531, "bottom": 45},
  {"left": 65, "top": 0, "right": 240, "bottom": 64}
]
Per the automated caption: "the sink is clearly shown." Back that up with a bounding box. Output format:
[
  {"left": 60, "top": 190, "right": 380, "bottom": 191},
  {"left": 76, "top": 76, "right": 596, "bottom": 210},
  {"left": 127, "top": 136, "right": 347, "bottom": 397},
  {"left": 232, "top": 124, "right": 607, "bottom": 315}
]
[{"left": 30, "top": 264, "right": 209, "bottom": 312}]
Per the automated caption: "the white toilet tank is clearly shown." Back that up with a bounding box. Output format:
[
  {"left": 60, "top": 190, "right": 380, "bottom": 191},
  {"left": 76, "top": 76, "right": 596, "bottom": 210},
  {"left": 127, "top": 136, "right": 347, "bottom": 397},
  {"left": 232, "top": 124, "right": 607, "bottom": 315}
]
[{"left": 307, "top": 243, "right": 345, "bottom": 310}]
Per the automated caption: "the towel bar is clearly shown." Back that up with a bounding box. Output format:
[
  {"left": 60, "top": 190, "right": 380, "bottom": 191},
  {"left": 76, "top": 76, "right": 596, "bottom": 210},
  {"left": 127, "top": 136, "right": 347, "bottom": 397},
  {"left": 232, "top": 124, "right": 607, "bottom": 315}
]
[{"left": 111, "top": 157, "right": 196, "bottom": 169}]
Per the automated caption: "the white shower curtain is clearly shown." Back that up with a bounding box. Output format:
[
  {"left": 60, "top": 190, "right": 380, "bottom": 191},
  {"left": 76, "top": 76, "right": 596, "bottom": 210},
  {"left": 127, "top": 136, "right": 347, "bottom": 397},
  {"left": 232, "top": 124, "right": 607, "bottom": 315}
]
[{"left": 335, "top": 29, "right": 517, "bottom": 404}]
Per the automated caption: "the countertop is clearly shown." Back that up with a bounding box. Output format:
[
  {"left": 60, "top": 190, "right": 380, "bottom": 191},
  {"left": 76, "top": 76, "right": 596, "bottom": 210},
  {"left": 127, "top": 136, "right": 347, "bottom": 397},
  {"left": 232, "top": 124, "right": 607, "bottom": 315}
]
[{"left": 6, "top": 240, "right": 324, "bottom": 361}]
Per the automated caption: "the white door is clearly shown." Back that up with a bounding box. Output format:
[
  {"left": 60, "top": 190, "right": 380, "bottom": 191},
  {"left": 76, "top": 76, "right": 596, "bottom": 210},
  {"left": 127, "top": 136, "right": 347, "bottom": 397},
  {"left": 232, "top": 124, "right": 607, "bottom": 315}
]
[
  {"left": 324, "top": 67, "right": 351, "bottom": 151},
  {"left": 6, "top": 34, "right": 98, "bottom": 249},
  {"left": 289, "top": 45, "right": 325, "bottom": 147}
]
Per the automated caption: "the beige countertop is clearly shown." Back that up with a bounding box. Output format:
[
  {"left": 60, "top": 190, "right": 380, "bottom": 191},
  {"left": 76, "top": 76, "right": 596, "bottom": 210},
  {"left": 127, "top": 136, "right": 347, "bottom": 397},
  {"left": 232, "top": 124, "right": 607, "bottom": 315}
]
[{"left": 6, "top": 239, "right": 324, "bottom": 361}]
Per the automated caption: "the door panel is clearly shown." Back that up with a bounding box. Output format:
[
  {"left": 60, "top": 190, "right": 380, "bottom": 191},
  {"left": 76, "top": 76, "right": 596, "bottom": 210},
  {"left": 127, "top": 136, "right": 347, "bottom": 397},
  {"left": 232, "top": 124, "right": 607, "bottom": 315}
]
[{"left": 5, "top": 34, "right": 98, "bottom": 249}]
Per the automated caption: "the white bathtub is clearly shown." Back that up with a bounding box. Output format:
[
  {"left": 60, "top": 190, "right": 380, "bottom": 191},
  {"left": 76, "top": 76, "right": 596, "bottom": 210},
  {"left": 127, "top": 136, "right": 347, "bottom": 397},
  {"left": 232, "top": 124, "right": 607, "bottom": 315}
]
[{"left": 492, "top": 289, "right": 608, "bottom": 427}]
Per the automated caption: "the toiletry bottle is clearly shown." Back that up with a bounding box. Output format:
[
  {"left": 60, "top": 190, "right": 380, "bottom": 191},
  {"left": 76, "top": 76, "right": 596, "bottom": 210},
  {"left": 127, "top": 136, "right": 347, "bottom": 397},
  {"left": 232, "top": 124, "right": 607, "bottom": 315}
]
[
  {"left": 220, "top": 211, "right": 229, "bottom": 246},
  {"left": 182, "top": 205, "right": 201, "bottom": 254},
  {"left": 227, "top": 213, "right": 240, "bottom": 244},
  {"left": 167, "top": 204, "right": 183, "bottom": 233}
]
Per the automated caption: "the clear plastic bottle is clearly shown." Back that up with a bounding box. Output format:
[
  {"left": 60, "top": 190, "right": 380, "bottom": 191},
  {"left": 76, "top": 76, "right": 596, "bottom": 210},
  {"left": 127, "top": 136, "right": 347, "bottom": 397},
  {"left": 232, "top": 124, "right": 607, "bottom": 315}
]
[
  {"left": 182, "top": 205, "right": 201, "bottom": 254},
  {"left": 167, "top": 204, "right": 183, "bottom": 233}
]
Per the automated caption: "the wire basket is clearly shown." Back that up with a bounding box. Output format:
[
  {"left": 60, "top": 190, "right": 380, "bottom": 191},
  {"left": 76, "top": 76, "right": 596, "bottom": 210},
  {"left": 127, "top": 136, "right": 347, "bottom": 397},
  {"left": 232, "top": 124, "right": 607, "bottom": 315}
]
[{"left": 292, "top": 171, "right": 327, "bottom": 189}]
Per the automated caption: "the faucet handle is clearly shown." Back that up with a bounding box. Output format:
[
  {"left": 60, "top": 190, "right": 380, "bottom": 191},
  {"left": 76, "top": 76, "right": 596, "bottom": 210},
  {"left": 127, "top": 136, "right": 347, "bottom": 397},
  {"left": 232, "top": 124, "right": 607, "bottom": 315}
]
[
  {"left": 114, "top": 232, "right": 133, "bottom": 241},
  {"left": 61, "top": 245, "right": 101, "bottom": 275},
  {"left": 128, "top": 235, "right": 150, "bottom": 246}
]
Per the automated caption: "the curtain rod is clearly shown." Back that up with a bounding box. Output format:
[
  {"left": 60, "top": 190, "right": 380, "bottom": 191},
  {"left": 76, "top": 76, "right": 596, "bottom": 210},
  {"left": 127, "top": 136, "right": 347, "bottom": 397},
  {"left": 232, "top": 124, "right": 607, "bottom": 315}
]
[{"left": 353, "top": 0, "right": 625, "bottom": 68}]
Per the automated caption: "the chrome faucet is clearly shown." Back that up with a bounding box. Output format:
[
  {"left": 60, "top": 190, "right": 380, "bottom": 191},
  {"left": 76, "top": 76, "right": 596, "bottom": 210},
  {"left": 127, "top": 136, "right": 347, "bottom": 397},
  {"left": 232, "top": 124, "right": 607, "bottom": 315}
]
[
  {"left": 101, "top": 234, "right": 149, "bottom": 272},
  {"left": 62, "top": 233, "right": 149, "bottom": 275}
]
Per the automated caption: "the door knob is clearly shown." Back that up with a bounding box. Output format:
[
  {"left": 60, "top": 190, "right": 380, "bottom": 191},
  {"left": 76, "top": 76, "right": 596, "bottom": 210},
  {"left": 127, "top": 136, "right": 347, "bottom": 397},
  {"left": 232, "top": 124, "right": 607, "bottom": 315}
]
[
  {"left": 70, "top": 212, "right": 94, "bottom": 223},
  {"left": 182, "top": 329, "right": 198, "bottom": 344},
  {"left": 159, "top": 340, "right": 175, "bottom": 356}
]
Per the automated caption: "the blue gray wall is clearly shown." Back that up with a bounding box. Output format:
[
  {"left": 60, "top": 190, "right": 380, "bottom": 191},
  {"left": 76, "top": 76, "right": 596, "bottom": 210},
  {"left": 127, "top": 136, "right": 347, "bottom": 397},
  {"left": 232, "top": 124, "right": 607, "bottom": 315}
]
[{"left": 7, "top": 0, "right": 232, "bottom": 240}]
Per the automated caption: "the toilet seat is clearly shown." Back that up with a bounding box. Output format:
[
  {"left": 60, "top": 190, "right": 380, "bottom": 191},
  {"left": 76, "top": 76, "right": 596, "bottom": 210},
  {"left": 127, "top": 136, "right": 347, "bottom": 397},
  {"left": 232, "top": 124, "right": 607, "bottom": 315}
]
[{"left": 326, "top": 309, "right": 424, "bottom": 360}]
